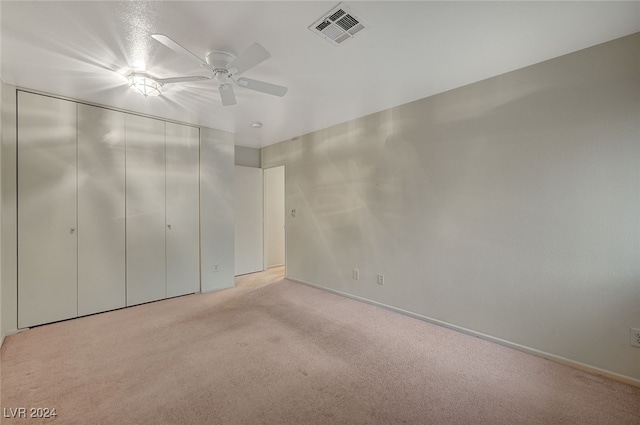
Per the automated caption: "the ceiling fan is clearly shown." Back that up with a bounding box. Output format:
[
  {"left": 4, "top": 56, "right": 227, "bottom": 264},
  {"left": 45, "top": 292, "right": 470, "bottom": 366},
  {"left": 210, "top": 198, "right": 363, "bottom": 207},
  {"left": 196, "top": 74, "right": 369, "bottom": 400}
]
[{"left": 150, "top": 34, "right": 287, "bottom": 106}]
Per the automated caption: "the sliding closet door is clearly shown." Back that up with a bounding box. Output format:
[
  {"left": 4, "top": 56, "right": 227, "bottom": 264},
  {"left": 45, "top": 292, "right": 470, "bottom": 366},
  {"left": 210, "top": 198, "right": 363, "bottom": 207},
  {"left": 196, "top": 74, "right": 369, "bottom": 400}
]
[
  {"left": 18, "top": 92, "right": 78, "bottom": 328},
  {"left": 126, "top": 115, "right": 166, "bottom": 306},
  {"left": 77, "top": 105, "right": 126, "bottom": 315},
  {"left": 165, "top": 123, "right": 200, "bottom": 297}
]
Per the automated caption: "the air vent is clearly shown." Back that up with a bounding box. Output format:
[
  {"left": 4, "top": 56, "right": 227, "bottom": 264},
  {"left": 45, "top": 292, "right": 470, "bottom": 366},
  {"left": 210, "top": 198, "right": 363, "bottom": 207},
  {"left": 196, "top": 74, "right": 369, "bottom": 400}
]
[{"left": 309, "top": 3, "right": 369, "bottom": 46}]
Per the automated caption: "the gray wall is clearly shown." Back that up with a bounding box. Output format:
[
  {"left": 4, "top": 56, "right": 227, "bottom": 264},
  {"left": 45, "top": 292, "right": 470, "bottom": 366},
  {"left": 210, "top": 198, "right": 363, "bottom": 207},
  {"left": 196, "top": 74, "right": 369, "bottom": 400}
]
[
  {"left": 234, "top": 166, "right": 264, "bottom": 275},
  {"left": 235, "top": 145, "right": 261, "bottom": 168},
  {"left": 0, "top": 78, "right": 3, "bottom": 345},
  {"left": 0, "top": 3, "right": 3, "bottom": 344},
  {"left": 262, "top": 33, "right": 640, "bottom": 381},
  {"left": 200, "top": 127, "right": 235, "bottom": 292},
  {"left": 1, "top": 83, "right": 16, "bottom": 342},
  {"left": 264, "top": 166, "right": 285, "bottom": 268}
]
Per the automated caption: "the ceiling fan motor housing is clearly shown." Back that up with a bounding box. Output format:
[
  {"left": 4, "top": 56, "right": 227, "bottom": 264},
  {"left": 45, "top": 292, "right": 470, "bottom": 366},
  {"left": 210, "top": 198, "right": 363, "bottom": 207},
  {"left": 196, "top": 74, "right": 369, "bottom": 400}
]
[{"left": 205, "top": 51, "right": 235, "bottom": 71}]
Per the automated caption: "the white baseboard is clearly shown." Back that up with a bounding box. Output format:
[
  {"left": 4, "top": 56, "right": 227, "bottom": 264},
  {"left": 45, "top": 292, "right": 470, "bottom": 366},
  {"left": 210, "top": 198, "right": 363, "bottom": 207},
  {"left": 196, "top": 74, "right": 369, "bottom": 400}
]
[
  {"left": 286, "top": 276, "right": 640, "bottom": 389},
  {"left": 201, "top": 283, "right": 235, "bottom": 294}
]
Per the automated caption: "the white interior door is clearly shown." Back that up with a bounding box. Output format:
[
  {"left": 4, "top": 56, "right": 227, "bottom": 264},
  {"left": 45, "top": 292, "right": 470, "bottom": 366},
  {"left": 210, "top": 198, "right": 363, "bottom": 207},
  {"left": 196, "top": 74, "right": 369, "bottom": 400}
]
[
  {"left": 165, "top": 122, "right": 200, "bottom": 297},
  {"left": 126, "top": 114, "right": 166, "bottom": 306},
  {"left": 234, "top": 166, "right": 264, "bottom": 275},
  {"left": 77, "top": 104, "right": 126, "bottom": 315},
  {"left": 18, "top": 92, "right": 78, "bottom": 328}
]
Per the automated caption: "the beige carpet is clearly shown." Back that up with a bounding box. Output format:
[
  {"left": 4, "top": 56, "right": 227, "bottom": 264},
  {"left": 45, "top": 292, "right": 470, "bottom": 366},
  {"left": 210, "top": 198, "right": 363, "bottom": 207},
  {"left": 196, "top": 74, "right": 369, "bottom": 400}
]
[{"left": 1, "top": 267, "right": 639, "bottom": 425}]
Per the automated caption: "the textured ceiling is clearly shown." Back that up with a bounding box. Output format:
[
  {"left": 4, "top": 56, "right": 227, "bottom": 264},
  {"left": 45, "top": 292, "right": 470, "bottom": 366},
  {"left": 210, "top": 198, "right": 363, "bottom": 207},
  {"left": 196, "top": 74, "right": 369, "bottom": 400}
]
[{"left": 2, "top": 1, "right": 639, "bottom": 148}]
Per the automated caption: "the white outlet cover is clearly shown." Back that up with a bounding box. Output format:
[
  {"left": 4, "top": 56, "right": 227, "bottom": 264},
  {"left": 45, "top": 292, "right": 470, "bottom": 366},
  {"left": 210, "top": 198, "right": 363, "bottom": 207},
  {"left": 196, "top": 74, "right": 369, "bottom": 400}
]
[
  {"left": 353, "top": 269, "right": 360, "bottom": 280},
  {"left": 631, "top": 328, "right": 640, "bottom": 348}
]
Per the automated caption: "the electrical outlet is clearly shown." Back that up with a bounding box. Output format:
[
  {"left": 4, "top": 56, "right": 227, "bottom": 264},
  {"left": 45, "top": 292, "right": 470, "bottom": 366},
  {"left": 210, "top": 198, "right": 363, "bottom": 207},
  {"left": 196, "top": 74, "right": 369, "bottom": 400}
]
[
  {"left": 352, "top": 269, "right": 360, "bottom": 280},
  {"left": 213, "top": 264, "right": 219, "bottom": 272},
  {"left": 631, "top": 328, "right": 640, "bottom": 348},
  {"left": 377, "top": 274, "right": 384, "bottom": 285}
]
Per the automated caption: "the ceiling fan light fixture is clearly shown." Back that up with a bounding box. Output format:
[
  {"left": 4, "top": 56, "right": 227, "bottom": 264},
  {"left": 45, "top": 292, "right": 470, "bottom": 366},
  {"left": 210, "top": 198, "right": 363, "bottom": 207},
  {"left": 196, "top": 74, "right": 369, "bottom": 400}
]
[{"left": 128, "top": 73, "right": 162, "bottom": 97}]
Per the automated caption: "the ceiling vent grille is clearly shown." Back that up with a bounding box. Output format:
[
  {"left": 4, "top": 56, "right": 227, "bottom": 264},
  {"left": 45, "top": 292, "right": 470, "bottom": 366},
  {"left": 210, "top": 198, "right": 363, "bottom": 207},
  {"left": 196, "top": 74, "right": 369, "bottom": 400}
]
[{"left": 309, "top": 3, "right": 368, "bottom": 46}]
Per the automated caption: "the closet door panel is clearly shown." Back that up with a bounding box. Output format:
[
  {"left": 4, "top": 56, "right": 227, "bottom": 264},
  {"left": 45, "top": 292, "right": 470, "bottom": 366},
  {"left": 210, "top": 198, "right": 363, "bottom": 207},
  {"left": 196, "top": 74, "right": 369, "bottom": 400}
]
[
  {"left": 126, "top": 115, "right": 166, "bottom": 306},
  {"left": 17, "top": 92, "right": 78, "bottom": 328},
  {"left": 77, "top": 105, "right": 126, "bottom": 315},
  {"left": 166, "top": 123, "right": 200, "bottom": 297}
]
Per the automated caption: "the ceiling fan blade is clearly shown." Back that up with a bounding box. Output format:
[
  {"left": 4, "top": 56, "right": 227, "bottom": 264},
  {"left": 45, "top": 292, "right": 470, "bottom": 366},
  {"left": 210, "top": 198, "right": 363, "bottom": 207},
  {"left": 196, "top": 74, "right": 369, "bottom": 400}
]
[
  {"left": 236, "top": 77, "right": 288, "bottom": 97},
  {"left": 151, "top": 34, "right": 205, "bottom": 65},
  {"left": 227, "top": 42, "right": 270, "bottom": 75},
  {"left": 219, "top": 84, "right": 237, "bottom": 106},
  {"left": 155, "top": 76, "right": 210, "bottom": 84}
]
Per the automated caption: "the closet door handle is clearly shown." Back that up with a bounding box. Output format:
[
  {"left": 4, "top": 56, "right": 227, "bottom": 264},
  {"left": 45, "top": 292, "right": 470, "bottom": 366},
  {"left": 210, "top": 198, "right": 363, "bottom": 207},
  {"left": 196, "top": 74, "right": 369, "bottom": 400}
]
[
  {"left": 70, "top": 228, "right": 75, "bottom": 234},
  {"left": 167, "top": 224, "right": 172, "bottom": 230}
]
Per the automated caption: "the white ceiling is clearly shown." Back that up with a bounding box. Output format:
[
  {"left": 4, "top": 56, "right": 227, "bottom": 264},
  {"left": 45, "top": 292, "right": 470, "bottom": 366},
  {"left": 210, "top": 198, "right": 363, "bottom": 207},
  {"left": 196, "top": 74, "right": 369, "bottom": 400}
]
[{"left": 2, "top": 1, "right": 639, "bottom": 148}]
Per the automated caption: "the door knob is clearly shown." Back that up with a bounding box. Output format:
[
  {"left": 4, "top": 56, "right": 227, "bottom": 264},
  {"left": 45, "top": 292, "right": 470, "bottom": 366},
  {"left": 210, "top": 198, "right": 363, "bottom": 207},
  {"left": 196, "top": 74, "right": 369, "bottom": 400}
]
[
  {"left": 70, "top": 228, "right": 75, "bottom": 234},
  {"left": 167, "top": 224, "right": 172, "bottom": 229}
]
